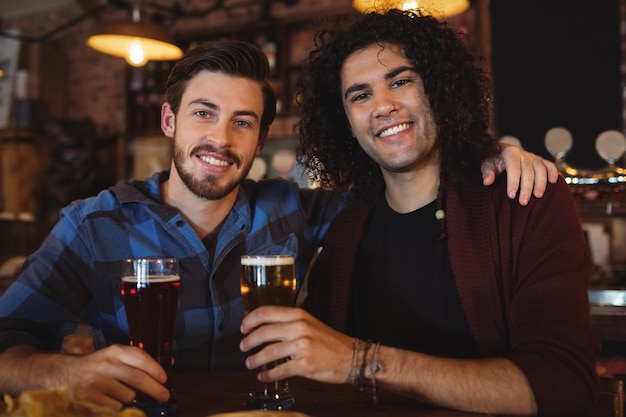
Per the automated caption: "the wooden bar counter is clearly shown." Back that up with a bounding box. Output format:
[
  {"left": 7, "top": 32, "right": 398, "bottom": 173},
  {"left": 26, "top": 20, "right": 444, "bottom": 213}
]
[{"left": 169, "top": 372, "right": 494, "bottom": 417}]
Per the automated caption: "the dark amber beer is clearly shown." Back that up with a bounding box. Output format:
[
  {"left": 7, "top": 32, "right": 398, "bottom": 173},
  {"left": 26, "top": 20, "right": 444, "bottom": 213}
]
[
  {"left": 121, "top": 274, "right": 180, "bottom": 372},
  {"left": 121, "top": 258, "right": 180, "bottom": 416},
  {"left": 240, "top": 255, "right": 296, "bottom": 410}
]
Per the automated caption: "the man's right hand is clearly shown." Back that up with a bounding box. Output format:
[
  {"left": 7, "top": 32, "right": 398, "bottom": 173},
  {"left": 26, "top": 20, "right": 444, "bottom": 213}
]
[
  {"left": 62, "top": 344, "right": 170, "bottom": 409},
  {"left": 0, "top": 344, "right": 170, "bottom": 410}
]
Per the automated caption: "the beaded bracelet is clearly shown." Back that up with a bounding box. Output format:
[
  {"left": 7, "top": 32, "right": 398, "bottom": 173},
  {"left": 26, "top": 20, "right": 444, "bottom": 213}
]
[
  {"left": 350, "top": 338, "right": 359, "bottom": 387},
  {"left": 370, "top": 342, "right": 381, "bottom": 404},
  {"left": 358, "top": 340, "right": 372, "bottom": 392}
]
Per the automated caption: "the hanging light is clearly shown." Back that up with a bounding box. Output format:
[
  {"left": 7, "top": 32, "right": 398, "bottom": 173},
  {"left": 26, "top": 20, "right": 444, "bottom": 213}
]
[
  {"left": 86, "top": 6, "right": 183, "bottom": 67},
  {"left": 352, "top": 0, "right": 470, "bottom": 19}
]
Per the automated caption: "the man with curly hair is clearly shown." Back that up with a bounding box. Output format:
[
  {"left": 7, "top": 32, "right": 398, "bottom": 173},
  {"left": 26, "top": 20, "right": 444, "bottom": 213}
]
[{"left": 240, "top": 10, "right": 597, "bottom": 416}]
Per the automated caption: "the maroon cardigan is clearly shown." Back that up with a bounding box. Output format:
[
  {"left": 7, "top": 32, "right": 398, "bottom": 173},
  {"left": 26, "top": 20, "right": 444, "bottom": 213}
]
[{"left": 304, "top": 173, "right": 598, "bottom": 416}]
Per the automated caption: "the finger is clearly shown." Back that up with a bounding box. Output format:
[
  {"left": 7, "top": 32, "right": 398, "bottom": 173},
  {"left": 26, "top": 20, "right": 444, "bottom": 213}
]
[
  {"left": 118, "top": 366, "right": 171, "bottom": 403},
  {"left": 242, "top": 318, "right": 313, "bottom": 368},
  {"left": 514, "top": 171, "right": 533, "bottom": 206},
  {"left": 543, "top": 159, "right": 560, "bottom": 183},
  {"left": 241, "top": 306, "right": 298, "bottom": 334},
  {"left": 245, "top": 338, "right": 288, "bottom": 370},
  {"left": 241, "top": 319, "right": 290, "bottom": 354},
  {"left": 531, "top": 158, "right": 548, "bottom": 199},
  {"left": 98, "top": 346, "right": 170, "bottom": 403},
  {"left": 240, "top": 330, "right": 263, "bottom": 355},
  {"left": 250, "top": 336, "right": 306, "bottom": 378},
  {"left": 258, "top": 354, "right": 335, "bottom": 384},
  {"left": 481, "top": 161, "right": 498, "bottom": 186},
  {"left": 73, "top": 378, "right": 133, "bottom": 410},
  {"left": 256, "top": 356, "right": 296, "bottom": 383},
  {"left": 503, "top": 160, "right": 523, "bottom": 200},
  {"left": 114, "top": 345, "right": 168, "bottom": 383},
  {"left": 492, "top": 144, "right": 524, "bottom": 199}
]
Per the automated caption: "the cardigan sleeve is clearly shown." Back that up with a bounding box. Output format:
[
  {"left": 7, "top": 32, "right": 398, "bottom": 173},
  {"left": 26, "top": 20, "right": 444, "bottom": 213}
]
[{"left": 447, "top": 175, "right": 598, "bottom": 417}]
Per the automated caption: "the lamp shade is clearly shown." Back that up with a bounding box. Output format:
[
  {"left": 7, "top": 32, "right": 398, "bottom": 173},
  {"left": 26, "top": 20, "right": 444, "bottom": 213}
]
[
  {"left": 87, "top": 21, "right": 183, "bottom": 66},
  {"left": 352, "top": 0, "right": 470, "bottom": 18}
]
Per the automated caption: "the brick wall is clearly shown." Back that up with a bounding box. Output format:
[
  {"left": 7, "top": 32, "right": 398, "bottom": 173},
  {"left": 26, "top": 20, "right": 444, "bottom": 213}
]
[
  {"left": 4, "top": 5, "right": 128, "bottom": 137},
  {"left": 1, "top": 0, "right": 356, "bottom": 139}
]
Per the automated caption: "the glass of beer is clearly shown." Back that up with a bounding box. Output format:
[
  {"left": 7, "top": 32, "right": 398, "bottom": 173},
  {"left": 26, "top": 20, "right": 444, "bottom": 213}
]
[
  {"left": 240, "top": 254, "right": 297, "bottom": 411},
  {"left": 121, "top": 258, "right": 181, "bottom": 417}
]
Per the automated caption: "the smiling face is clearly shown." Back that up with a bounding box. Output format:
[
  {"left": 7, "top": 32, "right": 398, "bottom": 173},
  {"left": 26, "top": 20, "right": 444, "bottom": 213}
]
[
  {"left": 161, "top": 70, "right": 267, "bottom": 201},
  {"left": 341, "top": 43, "right": 439, "bottom": 177}
]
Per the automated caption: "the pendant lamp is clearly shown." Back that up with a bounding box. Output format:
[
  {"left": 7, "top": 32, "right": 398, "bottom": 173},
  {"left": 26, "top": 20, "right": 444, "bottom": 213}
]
[
  {"left": 352, "top": 0, "right": 470, "bottom": 18},
  {"left": 86, "top": 7, "right": 183, "bottom": 67}
]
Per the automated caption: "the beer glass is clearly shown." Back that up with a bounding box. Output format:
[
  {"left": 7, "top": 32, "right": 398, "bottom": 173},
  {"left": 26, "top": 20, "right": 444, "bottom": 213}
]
[
  {"left": 121, "top": 258, "right": 180, "bottom": 417},
  {"left": 240, "top": 255, "right": 297, "bottom": 410}
]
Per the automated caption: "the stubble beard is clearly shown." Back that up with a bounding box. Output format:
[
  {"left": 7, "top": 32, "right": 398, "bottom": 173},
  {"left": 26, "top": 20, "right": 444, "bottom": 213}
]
[{"left": 172, "top": 142, "right": 253, "bottom": 201}]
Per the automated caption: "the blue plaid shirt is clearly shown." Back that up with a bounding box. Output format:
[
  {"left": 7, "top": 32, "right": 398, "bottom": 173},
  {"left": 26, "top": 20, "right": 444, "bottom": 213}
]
[{"left": 0, "top": 170, "right": 341, "bottom": 371}]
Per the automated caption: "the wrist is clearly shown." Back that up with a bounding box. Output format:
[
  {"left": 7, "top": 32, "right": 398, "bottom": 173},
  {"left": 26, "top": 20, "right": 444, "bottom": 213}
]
[{"left": 348, "top": 338, "right": 383, "bottom": 404}]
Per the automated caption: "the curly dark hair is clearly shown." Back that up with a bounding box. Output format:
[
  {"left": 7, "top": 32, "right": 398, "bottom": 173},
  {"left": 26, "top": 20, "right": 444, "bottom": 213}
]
[{"left": 296, "top": 9, "right": 499, "bottom": 199}]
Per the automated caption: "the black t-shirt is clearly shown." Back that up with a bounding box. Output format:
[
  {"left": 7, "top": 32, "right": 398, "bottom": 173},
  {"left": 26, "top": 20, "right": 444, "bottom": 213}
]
[{"left": 347, "top": 197, "right": 479, "bottom": 358}]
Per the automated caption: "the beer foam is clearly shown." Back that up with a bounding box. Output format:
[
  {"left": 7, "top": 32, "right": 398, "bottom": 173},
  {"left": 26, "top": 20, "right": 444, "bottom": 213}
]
[
  {"left": 241, "top": 255, "right": 294, "bottom": 266},
  {"left": 121, "top": 275, "right": 180, "bottom": 283}
]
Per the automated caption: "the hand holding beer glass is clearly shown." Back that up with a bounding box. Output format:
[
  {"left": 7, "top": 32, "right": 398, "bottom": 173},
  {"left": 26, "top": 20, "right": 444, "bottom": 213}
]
[
  {"left": 121, "top": 258, "right": 181, "bottom": 417},
  {"left": 240, "top": 255, "right": 297, "bottom": 410}
]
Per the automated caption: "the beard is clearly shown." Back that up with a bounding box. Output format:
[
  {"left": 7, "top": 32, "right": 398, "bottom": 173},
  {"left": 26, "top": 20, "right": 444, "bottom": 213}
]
[{"left": 172, "top": 141, "right": 254, "bottom": 201}]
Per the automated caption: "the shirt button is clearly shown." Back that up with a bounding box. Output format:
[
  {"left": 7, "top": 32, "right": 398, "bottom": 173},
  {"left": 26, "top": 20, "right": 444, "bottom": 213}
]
[{"left": 176, "top": 220, "right": 184, "bottom": 227}]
